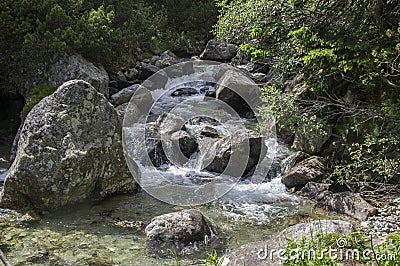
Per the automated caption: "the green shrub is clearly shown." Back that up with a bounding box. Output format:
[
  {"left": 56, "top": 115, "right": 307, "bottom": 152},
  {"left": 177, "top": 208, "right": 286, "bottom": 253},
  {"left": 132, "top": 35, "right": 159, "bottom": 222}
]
[{"left": 21, "top": 85, "right": 56, "bottom": 119}]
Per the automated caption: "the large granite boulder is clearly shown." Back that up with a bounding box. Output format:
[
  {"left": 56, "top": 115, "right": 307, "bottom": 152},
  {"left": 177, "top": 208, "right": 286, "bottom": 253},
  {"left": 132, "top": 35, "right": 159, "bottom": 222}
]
[
  {"left": 223, "top": 220, "right": 354, "bottom": 266},
  {"left": 16, "top": 54, "right": 109, "bottom": 98},
  {"left": 200, "top": 40, "right": 239, "bottom": 62},
  {"left": 0, "top": 80, "right": 136, "bottom": 211},
  {"left": 281, "top": 156, "right": 326, "bottom": 189}
]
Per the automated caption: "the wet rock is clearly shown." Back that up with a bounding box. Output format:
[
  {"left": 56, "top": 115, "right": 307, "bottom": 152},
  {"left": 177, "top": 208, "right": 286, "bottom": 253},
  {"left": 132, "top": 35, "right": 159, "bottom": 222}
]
[
  {"left": 171, "top": 87, "right": 198, "bottom": 97},
  {"left": 200, "top": 126, "right": 219, "bottom": 138},
  {"left": 171, "top": 130, "right": 198, "bottom": 158},
  {"left": 292, "top": 120, "right": 332, "bottom": 155},
  {"left": 145, "top": 209, "right": 212, "bottom": 245},
  {"left": 0, "top": 80, "right": 136, "bottom": 211},
  {"left": 223, "top": 220, "right": 354, "bottom": 266},
  {"left": 152, "top": 113, "right": 186, "bottom": 135},
  {"left": 110, "top": 84, "right": 141, "bottom": 106},
  {"left": 281, "top": 156, "right": 326, "bottom": 189},
  {"left": 204, "top": 129, "right": 265, "bottom": 177},
  {"left": 216, "top": 69, "right": 262, "bottom": 117},
  {"left": 200, "top": 39, "right": 239, "bottom": 62},
  {"left": 146, "top": 138, "right": 168, "bottom": 167}
]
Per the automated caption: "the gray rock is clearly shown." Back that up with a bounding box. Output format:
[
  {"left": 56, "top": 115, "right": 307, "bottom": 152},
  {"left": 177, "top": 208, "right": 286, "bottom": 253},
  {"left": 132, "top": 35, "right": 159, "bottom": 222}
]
[
  {"left": 252, "top": 72, "right": 268, "bottom": 83},
  {"left": 48, "top": 54, "right": 109, "bottom": 97},
  {"left": 171, "top": 130, "right": 198, "bottom": 158},
  {"left": 138, "top": 63, "right": 161, "bottom": 80},
  {"left": 205, "top": 129, "right": 265, "bottom": 177},
  {"left": 292, "top": 120, "right": 332, "bottom": 155},
  {"left": 216, "top": 69, "right": 262, "bottom": 117},
  {"left": 0, "top": 80, "right": 136, "bottom": 211},
  {"left": 124, "top": 68, "right": 139, "bottom": 80},
  {"left": 281, "top": 156, "right": 326, "bottom": 189},
  {"left": 299, "top": 182, "right": 378, "bottom": 221},
  {"left": 146, "top": 138, "right": 168, "bottom": 167},
  {"left": 154, "top": 50, "right": 181, "bottom": 69},
  {"left": 200, "top": 126, "right": 219, "bottom": 138},
  {"left": 223, "top": 220, "right": 354, "bottom": 266},
  {"left": 114, "top": 103, "right": 129, "bottom": 126},
  {"left": 109, "top": 71, "right": 130, "bottom": 90},
  {"left": 171, "top": 87, "right": 198, "bottom": 97},
  {"left": 320, "top": 192, "right": 378, "bottom": 221},
  {"left": 145, "top": 209, "right": 212, "bottom": 245},
  {"left": 152, "top": 113, "right": 186, "bottom": 135},
  {"left": 110, "top": 84, "right": 141, "bottom": 106},
  {"left": 200, "top": 39, "right": 239, "bottom": 62}
]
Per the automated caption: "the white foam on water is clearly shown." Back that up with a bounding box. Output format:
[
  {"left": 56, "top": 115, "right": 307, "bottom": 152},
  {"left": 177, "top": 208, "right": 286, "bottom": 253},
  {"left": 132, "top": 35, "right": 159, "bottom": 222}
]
[{"left": 0, "top": 168, "right": 7, "bottom": 182}]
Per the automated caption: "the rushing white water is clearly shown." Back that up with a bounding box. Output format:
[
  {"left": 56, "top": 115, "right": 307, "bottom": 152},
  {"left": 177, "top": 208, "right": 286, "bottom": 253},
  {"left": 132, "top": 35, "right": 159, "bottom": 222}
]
[
  {"left": 123, "top": 74, "right": 304, "bottom": 223},
  {"left": 0, "top": 168, "right": 7, "bottom": 182}
]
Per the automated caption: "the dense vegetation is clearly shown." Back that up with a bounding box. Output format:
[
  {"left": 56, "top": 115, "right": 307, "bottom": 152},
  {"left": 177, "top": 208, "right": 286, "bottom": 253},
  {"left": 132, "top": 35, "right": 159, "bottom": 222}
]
[
  {"left": 215, "top": 0, "right": 400, "bottom": 193},
  {"left": 0, "top": 0, "right": 216, "bottom": 94}
]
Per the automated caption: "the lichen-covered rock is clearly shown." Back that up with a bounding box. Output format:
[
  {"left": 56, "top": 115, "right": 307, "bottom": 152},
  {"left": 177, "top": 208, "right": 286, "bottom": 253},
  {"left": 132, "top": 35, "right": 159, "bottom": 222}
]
[
  {"left": 281, "top": 156, "right": 326, "bottom": 189},
  {"left": 0, "top": 80, "right": 136, "bottom": 211},
  {"left": 145, "top": 209, "right": 212, "bottom": 245}
]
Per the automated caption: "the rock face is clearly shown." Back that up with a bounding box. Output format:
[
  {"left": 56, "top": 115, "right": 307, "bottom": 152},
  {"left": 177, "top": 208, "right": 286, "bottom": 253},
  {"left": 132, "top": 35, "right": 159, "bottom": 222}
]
[
  {"left": 205, "top": 130, "right": 265, "bottom": 177},
  {"left": 281, "top": 156, "right": 326, "bottom": 189},
  {"left": 223, "top": 220, "right": 354, "bottom": 266},
  {"left": 200, "top": 40, "right": 239, "bottom": 62},
  {"left": 0, "top": 80, "right": 136, "bottom": 211},
  {"left": 17, "top": 54, "right": 109, "bottom": 98},
  {"left": 110, "top": 84, "right": 141, "bottom": 106},
  {"left": 145, "top": 209, "right": 212, "bottom": 245}
]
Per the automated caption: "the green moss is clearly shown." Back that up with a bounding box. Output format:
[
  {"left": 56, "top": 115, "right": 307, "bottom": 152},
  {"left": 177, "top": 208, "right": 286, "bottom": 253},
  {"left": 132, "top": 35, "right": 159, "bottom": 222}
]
[{"left": 21, "top": 84, "right": 56, "bottom": 120}]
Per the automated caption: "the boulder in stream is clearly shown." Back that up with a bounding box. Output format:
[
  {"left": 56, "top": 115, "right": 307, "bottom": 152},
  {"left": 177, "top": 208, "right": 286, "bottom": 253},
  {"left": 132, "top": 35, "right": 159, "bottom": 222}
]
[
  {"left": 0, "top": 80, "right": 136, "bottom": 211},
  {"left": 204, "top": 129, "right": 265, "bottom": 177},
  {"left": 145, "top": 209, "right": 212, "bottom": 245}
]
